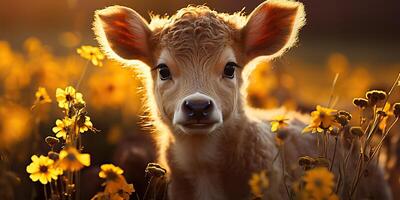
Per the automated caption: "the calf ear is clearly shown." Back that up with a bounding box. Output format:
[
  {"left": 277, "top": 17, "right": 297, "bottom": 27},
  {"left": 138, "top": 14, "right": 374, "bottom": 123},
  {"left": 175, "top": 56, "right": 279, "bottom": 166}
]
[
  {"left": 93, "top": 6, "right": 153, "bottom": 66},
  {"left": 241, "top": 0, "right": 305, "bottom": 61}
]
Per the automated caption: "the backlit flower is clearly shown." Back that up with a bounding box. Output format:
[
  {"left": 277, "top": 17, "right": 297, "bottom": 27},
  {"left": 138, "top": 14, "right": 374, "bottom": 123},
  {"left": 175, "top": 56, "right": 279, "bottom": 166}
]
[
  {"left": 77, "top": 45, "right": 105, "bottom": 67},
  {"left": 26, "top": 155, "right": 62, "bottom": 184},
  {"left": 106, "top": 181, "right": 134, "bottom": 200},
  {"left": 270, "top": 115, "right": 289, "bottom": 132},
  {"left": 303, "top": 105, "right": 338, "bottom": 133},
  {"left": 303, "top": 167, "right": 334, "bottom": 199},
  {"left": 34, "top": 87, "right": 51, "bottom": 105},
  {"left": 99, "top": 164, "right": 124, "bottom": 181},
  {"left": 52, "top": 117, "right": 73, "bottom": 139},
  {"left": 248, "top": 170, "right": 269, "bottom": 198},
  {"left": 0, "top": 104, "right": 31, "bottom": 149},
  {"left": 88, "top": 62, "right": 139, "bottom": 110},
  {"left": 76, "top": 115, "right": 93, "bottom": 133},
  {"left": 56, "top": 86, "right": 85, "bottom": 110},
  {"left": 57, "top": 147, "right": 90, "bottom": 171}
]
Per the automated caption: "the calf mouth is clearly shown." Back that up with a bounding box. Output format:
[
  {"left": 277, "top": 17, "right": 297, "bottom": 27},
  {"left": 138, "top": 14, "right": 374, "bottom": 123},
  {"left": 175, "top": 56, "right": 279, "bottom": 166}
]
[
  {"left": 177, "top": 120, "right": 221, "bottom": 134},
  {"left": 182, "top": 122, "right": 215, "bottom": 129}
]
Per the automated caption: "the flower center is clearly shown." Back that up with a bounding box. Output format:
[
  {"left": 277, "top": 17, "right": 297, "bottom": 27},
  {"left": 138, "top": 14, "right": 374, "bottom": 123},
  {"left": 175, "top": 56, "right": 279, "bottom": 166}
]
[
  {"left": 66, "top": 153, "right": 77, "bottom": 161},
  {"left": 107, "top": 84, "right": 115, "bottom": 92},
  {"left": 40, "top": 165, "right": 48, "bottom": 173},
  {"left": 314, "top": 179, "right": 323, "bottom": 188},
  {"left": 319, "top": 112, "right": 327, "bottom": 119},
  {"left": 66, "top": 94, "right": 74, "bottom": 101},
  {"left": 105, "top": 171, "right": 118, "bottom": 181}
]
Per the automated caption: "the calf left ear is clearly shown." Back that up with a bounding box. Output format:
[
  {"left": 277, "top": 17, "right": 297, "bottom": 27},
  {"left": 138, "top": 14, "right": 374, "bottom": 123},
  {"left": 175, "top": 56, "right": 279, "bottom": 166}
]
[
  {"left": 93, "top": 6, "right": 153, "bottom": 66},
  {"left": 241, "top": 0, "right": 305, "bottom": 62}
]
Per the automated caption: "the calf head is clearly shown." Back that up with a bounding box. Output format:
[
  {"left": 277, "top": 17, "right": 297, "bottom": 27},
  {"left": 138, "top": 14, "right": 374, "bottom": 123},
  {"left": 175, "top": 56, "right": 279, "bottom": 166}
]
[{"left": 94, "top": 0, "right": 305, "bottom": 136}]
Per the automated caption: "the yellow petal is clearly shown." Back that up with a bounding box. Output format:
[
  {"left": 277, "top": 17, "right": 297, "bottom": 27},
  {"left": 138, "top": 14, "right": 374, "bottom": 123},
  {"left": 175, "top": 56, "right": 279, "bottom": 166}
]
[
  {"left": 39, "top": 174, "right": 48, "bottom": 184},
  {"left": 31, "top": 155, "right": 39, "bottom": 162},
  {"left": 26, "top": 163, "right": 39, "bottom": 173},
  {"left": 30, "top": 174, "right": 40, "bottom": 181},
  {"left": 79, "top": 154, "right": 90, "bottom": 166},
  {"left": 92, "top": 58, "right": 99, "bottom": 66}
]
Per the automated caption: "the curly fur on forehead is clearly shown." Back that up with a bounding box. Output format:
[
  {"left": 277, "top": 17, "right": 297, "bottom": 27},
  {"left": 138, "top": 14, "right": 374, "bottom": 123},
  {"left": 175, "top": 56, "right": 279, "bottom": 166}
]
[{"left": 149, "top": 6, "right": 247, "bottom": 58}]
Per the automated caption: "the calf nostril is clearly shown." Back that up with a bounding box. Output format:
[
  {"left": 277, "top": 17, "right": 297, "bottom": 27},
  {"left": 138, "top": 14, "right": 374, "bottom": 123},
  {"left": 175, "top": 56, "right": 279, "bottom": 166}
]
[
  {"left": 204, "top": 100, "right": 212, "bottom": 111},
  {"left": 183, "top": 99, "right": 213, "bottom": 119},
  {"left": 184, "top": 100, "right": 195, "bottom": 117}
]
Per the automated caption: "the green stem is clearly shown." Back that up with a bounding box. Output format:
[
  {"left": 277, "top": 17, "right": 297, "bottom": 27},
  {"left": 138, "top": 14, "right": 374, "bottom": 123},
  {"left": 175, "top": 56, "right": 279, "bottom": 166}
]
[
  {"left": 75, "top": 60, "right": 90, "bottom": 90},
  {"left": 323, "top": 131, "right": 328, "bottom": 158},
  {"left": 280, "top": 145, "right": 292, "bottom": 200},
  {"left": 343, "top": 140, "right": 354, "bottom": 171},
  {"left": 143, "top": 176, "right": 154, "bottom": 200},
  {"left": 330, "top": 136, "right": 338, "bottom": 171},
  {"left": 351, "top": 117, "right": 399, "bottom": 198},
  {"left": 327, "top": 73, "right": 340, "bottom": 108},
  {"left": 44, "top": 184, "right": 48, "bottom": 200}
]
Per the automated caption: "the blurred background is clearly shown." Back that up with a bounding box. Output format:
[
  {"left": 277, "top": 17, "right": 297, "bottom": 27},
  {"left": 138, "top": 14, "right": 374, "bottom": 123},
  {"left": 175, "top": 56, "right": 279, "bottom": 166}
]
[{"left": 0, "top": 0, "right": 399, "bottom": 199}]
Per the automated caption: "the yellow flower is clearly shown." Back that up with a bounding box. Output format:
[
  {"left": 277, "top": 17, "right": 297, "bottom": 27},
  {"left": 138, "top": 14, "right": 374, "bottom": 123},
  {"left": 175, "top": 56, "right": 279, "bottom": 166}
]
[
  {"left": 270, "top": 115, "right": 289, "bottom": 132},
  {"left": 56, "top": 86, "right": 85, "bottom": 110},
  {"left": 52, "top": 117, "right": 73, "bottom": 139},
  {"left": 101, "top": 165, "right": 128, "bottom": 193},
  {"left": 26, "top": 155, "right": 62, "bottom": 184},
  {"left": 88, "top": 65, "right": 133, "bottom": 109},
  {"left": 76, "top": 115, "right": 93, "bottom": 133},
  {"left": 105, "top": 178, "right": 134, "bottom": 200},
  {"left": 0, "top": 104, "right": 31, "bottom": 149},
  {"left": 92, "top": 186, "right": 133, "bottom": 200},
  {"left": 303, "top": 105, "right": 338, "bottom": 133},
  {"left": 34, "top": 87, "right": 52, "bottom": 104},
  {"left": 248, "top": 170, "right": 269, "bottom": 198},
  {"left": 57, "top": 147, "right": 90, "bottom": 171},
  {"left": 77, "top": 45, "right": 105, "bottom": 67},
  {"left": 99, "top": 164, "right": 124, "bottom": 181},
  {"left": 303, "top": 167, "right": 334, "bottom": 199}
]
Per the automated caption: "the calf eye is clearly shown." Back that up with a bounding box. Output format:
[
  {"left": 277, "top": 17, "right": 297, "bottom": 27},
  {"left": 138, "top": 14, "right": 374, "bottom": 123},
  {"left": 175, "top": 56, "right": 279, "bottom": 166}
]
[
  {"left": 223, "top": 62, "right": 237, "bottom": 79},
  {"left": 157, "top": 64, "right": 172, "bottom": 80}
]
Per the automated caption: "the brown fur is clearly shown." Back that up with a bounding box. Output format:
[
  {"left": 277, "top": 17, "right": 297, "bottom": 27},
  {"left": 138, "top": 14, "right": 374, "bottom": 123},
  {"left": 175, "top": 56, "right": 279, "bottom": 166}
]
[{"left": 93, "top": 1, "right": 391, "bottom": 199}]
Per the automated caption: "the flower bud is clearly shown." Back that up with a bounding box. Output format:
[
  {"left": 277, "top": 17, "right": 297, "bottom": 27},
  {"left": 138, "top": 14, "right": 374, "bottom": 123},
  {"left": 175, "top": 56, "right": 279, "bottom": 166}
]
[
  {"left": 298, "top": 156, "right": 315, "bottom": 167},
  {"left": 145, "top": 163, "right": 167, "bottom": 178},
  {"left": 394, "top": 103, "right": 400, "bottom": 118},
  {"left": 48, "top": 151, "right": 59, "bottom": 161},
  {"left": 350, "top": 126, "right": 364, "bottom": 137},
  {"left": 366, "top": 90, "right": 386, "bottom": 106},
  {"left": 45, "top": 136, "right": 59, "bottom": 147},
  {"left": 336, "top": 110, "right": 352, "bottom": 127},
  {"left": 353, "top": 98, "right": 368, "bottom": 109}
]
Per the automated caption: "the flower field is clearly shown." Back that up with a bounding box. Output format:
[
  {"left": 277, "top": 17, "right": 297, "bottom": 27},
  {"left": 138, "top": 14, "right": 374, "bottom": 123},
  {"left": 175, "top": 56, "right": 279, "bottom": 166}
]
[{"left": 1, "top": 0, "right": 400, "bottom": 199}]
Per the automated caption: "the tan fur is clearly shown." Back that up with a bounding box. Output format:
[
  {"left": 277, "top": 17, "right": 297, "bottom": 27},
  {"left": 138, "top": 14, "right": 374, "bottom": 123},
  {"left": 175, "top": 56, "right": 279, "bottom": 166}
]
[{"left": 93, "top": 1, "right": 391, "bottom": 199}]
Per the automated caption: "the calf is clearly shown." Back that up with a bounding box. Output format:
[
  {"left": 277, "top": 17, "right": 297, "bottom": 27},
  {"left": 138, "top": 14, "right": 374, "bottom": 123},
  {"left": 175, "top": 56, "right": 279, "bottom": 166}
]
[{"left": 93, "top": 0, "right": 391, "bottom": 199}]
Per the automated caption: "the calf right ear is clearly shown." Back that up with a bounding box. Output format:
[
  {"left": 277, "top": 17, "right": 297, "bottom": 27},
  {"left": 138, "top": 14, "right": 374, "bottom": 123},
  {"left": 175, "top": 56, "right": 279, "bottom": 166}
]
[
  {"left": 241, "top": 0, "right": 305, "bottom": 62},
  {"left": 93, "top": 6, "right": 153, "bottom": 66}
]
